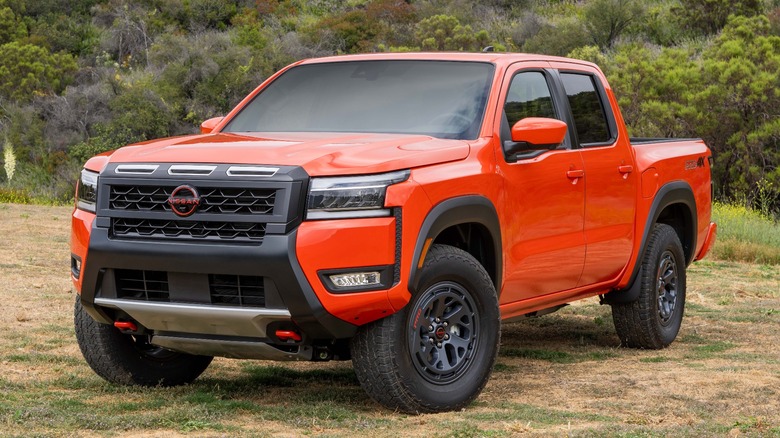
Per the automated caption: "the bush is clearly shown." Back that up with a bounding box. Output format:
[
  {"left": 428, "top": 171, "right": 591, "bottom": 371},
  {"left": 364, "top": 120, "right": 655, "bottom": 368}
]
[
  {"left": 0, "top": 42, "right": 77, "bottom": 101},
  {"left": 521, "top": 15, "right": 589, "bottom": 56},
  {"left": 583, "top": 0, "right": 645, "bottom": 49},
  {"left": 672, "top": 0, "right": 764, "bottom": 36},
  {"left": 0, "top": 187, "right": 32, "bottom": 204},
  {"left": 711, "top": 202, "right": 780, "bottom": 264},
  {"left": 415, "top": 14, "right": 491, "bottom": 51}
]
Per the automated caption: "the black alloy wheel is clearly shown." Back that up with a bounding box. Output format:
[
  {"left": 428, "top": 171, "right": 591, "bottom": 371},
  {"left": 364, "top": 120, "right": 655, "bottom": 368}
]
[{"left": 408, "top": 281, "right": 479, "bottom": 384}]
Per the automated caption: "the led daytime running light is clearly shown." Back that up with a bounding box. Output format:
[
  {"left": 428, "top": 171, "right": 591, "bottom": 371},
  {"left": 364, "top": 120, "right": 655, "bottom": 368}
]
[{"left": 77, "top": 169, "right": 99, "bottom": 213}]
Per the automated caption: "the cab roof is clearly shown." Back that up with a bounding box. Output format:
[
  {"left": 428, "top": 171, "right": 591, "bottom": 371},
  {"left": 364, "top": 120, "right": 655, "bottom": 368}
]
[{"left": 298, "top": 52, "right": 599, "bottom": 70}]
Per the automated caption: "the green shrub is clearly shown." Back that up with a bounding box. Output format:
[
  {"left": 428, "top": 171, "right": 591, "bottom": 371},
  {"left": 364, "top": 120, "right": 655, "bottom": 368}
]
[
  {"left": 0, "top": 41, "right": 77, "bottom": 101},
  {"left": 0, "top": 187, "right": 31, "bottom": 204},
  {"left": 711, "top": 202, "right": 780, "bottom": 264}
]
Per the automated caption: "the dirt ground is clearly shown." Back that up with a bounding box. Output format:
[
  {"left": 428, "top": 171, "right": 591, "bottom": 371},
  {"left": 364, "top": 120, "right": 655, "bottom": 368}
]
[{"left": 1, "top": 203, "right": 778, "bottom": 437}]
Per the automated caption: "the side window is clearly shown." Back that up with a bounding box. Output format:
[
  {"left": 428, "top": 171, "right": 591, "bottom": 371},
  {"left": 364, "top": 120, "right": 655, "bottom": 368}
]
[
  {"left": 504, "top": 72, "right": 556, "bottom": 127},
  {"left": 559, "top": 73, "right": 611, "bottom": 145}
]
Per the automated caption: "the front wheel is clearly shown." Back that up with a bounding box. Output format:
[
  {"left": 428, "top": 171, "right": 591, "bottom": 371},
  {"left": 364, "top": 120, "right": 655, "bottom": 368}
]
[
  {"left": 612, "top": 223, "right": 687, "bottom": 349},
  {"left": 351, "top": 244, "right": 500, "bottom": 413},
  {"left": 74, "top": 297, "right": 213, "bottom": 386}
]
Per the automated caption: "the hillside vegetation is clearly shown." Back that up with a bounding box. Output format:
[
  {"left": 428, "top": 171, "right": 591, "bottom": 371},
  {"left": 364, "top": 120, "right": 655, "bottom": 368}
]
[{"left": 0, "top": 0, "right": 778, "bottom": 216}]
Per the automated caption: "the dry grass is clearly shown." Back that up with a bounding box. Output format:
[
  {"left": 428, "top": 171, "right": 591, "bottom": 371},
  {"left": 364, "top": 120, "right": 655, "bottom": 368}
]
[{"left": 1, "top": 203, "right": 779, "bottom": 437}]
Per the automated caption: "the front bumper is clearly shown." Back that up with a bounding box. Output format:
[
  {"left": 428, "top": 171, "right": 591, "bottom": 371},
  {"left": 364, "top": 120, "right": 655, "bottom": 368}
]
[
  {"left": 71, "top": 162, "right": 421, "bottom": 360},
  {"left": 75, "top": 221, "right": 361, "bottom": 358}
]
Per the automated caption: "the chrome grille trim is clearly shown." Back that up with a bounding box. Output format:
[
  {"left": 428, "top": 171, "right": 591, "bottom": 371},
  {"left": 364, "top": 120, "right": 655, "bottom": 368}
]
[
  {"left": 115, "top": 164, "right": 159, "bottom": 175},
  {"left": 226, "top": 166, "right": 279, "bottom": 177},
  {"left": 168, "top": 165, "right": 217, "bottom": 176}
]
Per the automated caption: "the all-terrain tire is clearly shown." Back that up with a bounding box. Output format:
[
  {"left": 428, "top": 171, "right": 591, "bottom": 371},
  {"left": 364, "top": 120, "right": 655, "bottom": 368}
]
[
  {"left": 74, "top": 296, "right": 213, "bottom": 386},
  {"left": 351, "top": 244, "right": 500, "bottom": 413},
  {"left": 612, "top": 223, "right": 687, "bottom": 349}
]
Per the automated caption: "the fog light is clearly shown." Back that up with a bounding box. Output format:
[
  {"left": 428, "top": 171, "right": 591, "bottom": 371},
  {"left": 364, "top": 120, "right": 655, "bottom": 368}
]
[
  {"left": 319, "top": 265, "right": 393, "bottom": 293},
  {"left": 329, "top": 271, "right": 381, "bottom": 288}
]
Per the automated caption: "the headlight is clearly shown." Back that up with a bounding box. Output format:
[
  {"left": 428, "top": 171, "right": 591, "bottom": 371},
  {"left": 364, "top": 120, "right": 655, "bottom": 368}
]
[
  {"left": 306, "top": 170, "right": 409, "bottom": 219},
  {"left": 76, "top": 169, "right": 99, "bottom": 213}
]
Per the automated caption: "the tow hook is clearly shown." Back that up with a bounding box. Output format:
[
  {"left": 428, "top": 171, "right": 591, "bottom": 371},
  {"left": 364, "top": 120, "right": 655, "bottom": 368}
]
[
  {"left": 113, "top": 321, "right": 138, "bottom": 332},
  {"left": 275, "top": 329, "right": 302, "bottom": 343}
]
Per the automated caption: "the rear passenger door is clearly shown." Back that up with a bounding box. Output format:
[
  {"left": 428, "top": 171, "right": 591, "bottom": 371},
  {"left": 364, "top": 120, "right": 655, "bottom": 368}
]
[{"left": 551, "top": 65, "right": 638, "bottom": 286}]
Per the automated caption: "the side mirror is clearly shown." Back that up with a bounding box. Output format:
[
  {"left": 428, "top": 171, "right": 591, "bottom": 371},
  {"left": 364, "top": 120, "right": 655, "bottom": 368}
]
[
  {"left": 504, "top": 117, "right": 567, "bottom": 159},
  {"left": 200, "top": 116, "right": 225, "bottom": 134}
]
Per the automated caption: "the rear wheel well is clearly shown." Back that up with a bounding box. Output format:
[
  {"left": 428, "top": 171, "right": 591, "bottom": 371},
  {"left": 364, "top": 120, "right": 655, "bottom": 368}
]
[
  {"left": 655, "top": 203, "right": 695, "bottom": 264},
  {"left": 432, "top": 223, "right": 497, "bottom": 288}
]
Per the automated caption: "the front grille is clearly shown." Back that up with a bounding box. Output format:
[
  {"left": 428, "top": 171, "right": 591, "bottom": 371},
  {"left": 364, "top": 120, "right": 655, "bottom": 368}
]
[
  {"left": 112, "top": 218, "right": 266, "bottom": 242},
  {"left": 110, "top": 186, "right": 276, "bottom": 215},
  {"left": 100, "top": 163, "right": 303, "bottom": 244},
  {"left": 209, "top": 275, "right": 265, "bottom": 307},
  {"left": 116, "top": 269, "right": 170, "bottom": 301}
]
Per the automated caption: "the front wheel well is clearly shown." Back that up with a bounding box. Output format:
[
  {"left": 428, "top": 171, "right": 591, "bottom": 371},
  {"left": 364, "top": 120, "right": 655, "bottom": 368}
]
[{"left": 432, "top": 223, "right": 498, "bottom": 288}]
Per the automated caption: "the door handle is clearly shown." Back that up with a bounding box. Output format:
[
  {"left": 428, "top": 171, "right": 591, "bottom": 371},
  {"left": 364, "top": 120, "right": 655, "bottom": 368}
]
[
  {"left": 566, "top": 169, "right": 584, "bottom": 179},
  {"left": 618, "top": 165, "right": 634, "bottom": 174}
]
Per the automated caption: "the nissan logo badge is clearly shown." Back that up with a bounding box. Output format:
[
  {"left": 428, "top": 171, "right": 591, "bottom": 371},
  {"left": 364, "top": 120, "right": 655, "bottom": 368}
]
[{"left": 167, "top": 185, "right": 201, "bottom": 217}]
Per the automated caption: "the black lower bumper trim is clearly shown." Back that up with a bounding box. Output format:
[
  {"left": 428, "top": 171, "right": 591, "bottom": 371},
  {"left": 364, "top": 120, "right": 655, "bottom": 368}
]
[{"left": 79, "top": 226, "right": 357, "bottom": 340}]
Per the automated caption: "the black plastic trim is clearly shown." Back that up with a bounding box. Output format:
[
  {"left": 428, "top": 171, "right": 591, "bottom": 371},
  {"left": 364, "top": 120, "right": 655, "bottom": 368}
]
[
  {"left": 393, "top": 208, "right": 402, "bottom": 286},
  {"left": 71, "top": 254, "right": 82, "bottom": 279},
  {"left": 408, "top": 196, "right": 502, "bottom": 294},
  {"left": 602, "top": 181, "right": 697, "bottom": 305},
  {"left": 79, "top": 225, "right": 357, "bottom": 339}
]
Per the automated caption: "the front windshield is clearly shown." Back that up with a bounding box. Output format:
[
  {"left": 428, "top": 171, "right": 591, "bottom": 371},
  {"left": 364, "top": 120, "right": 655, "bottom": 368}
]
[{"left": 223, "top": 60, "right": 495, "bottom": 140}]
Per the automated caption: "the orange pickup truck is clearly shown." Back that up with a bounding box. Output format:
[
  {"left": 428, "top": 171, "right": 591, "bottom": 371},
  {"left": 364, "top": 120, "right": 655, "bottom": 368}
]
[{"left": 71, "top": 52, "right": 716, "bottom": 413}]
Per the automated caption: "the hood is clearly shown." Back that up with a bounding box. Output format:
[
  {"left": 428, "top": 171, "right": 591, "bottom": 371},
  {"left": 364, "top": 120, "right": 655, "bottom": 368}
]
[{"left": 105, "top": 132, "right": 470, "bottom": 176}]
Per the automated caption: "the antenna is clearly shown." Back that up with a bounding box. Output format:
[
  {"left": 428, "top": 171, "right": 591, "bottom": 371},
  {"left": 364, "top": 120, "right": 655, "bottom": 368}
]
[{"left": 482, "top": 46, "right": 495, "bottom": 52}]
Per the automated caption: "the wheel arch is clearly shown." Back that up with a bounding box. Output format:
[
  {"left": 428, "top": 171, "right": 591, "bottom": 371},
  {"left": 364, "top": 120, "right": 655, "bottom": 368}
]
[
  {"left": 408, "top": 196, "right": 502, "bottom": 295},
  {"left": 603, "top": 181, "right": 697, "bottom": 305}
]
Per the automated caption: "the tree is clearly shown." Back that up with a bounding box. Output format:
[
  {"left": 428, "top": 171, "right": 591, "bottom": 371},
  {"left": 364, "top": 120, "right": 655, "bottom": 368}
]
[
  {"left": 94, "top": 1, "right": 156, "bottom": 67},
  {"left": 602, "top": 15, "right": 780, "bottom": 210},
  {"left": 149, "top": 31, "right": 264, "bottom": 123},
  {"left": 415, "top": 14, "right": 490, "bottom": 51},
  {"left": 583, "top": 0, "right": 645, "bottom": 49},
  {"left": 314, "top": 9, "right": 382, "bottom": 53},
  {"left": 0, "top": 6, "right": 26, "bottom": 44},
  {"left": 692, "top": 15, "right": 780, "bottom": 206},
  {"left": 672, "top": 0, "right": 764, "bottom": 36},
  {"left": 522, "top": 16, "right": 589, "bottom": 56},
  {"left": 28, "top": 12, "right": 98, "bottom": 56},
  {"left": 0, "top": 42, "right": 77, "bottom": 101}
]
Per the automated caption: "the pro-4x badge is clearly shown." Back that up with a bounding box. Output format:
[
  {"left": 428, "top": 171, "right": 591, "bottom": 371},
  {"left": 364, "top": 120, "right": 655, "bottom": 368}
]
[{"left": 685, "top": 156, "right": 706, "bottom": 170}]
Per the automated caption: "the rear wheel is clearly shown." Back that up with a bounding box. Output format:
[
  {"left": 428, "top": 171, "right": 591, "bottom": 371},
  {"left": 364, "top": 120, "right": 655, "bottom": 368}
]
[
  {"left": 351, "top": 244, "right": 500, "bottom": 413},
  {"left": 612, "top": 224, "right": 687, "bottom": 349},
  {"left": 74, "top": 297, "right": 212, "bottom": 386}
]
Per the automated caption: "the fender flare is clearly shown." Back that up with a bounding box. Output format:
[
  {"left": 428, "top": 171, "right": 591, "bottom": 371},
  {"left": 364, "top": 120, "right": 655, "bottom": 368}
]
[
  {"left": 602, "top": 181, "right": 697, "bottom": 305},
  {"left": 408, "top": 195, "right": 502, "bottom": 294}
]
